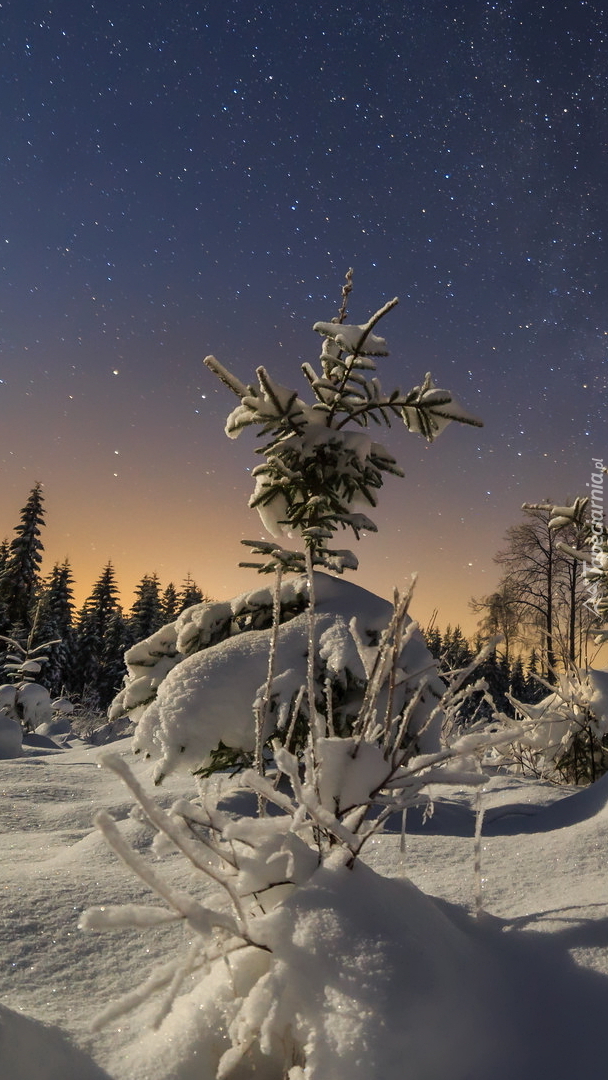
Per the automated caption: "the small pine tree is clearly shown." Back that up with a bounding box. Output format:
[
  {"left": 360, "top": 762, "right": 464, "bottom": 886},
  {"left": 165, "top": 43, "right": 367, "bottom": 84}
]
[{"left": 0, "top": 483, "right": 46, "bottom": 632}]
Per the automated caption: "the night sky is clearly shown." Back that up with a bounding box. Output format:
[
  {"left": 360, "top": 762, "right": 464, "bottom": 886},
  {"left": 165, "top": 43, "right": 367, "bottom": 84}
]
[{"left": 1, "top": 0, "right": 606, "bottom": 633}]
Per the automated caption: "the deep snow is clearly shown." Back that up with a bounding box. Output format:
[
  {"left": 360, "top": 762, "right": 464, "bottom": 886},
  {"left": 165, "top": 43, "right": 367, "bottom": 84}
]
[{"left": 2, "top": 737, "right": 608, "bottom": 1079}]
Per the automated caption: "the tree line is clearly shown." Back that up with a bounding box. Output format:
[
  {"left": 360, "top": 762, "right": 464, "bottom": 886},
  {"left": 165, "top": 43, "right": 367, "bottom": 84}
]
[
  {"left": 0, "top": 484, "right": 209, "bottom": 709},
  {"left": 423, "top": 622, "right": 546, "bottom": 721},
  {"left": 1, "top": 484, "right": 599, "bottom": 718}
]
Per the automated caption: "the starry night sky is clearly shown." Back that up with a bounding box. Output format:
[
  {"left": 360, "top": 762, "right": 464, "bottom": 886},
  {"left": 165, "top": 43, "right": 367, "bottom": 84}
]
[{"left": 0, "top": 0, "right": 606, "bottom": 632}]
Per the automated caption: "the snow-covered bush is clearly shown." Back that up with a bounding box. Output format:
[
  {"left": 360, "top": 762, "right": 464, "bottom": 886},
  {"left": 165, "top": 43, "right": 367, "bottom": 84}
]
[
  {"left": 109, "top": 576, "right": 310, "bottom": 726},
  {"left": 0, "top": 623, "right": 60, "bottom": 733},
  {"left": 82, "top": 596, "right": 525, "bottom": 1078},
  {"left": 0, "top": 679, "right": 53, "bottom": 735},
  {"left": 501, "top": 666, "right": 608, "bottom": 784}
]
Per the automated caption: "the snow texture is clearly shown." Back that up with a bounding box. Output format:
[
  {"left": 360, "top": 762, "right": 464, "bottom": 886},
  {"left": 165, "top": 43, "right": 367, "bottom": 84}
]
[
  {"left": 3, "top": 740, "right": 608, "bottom": 1078},
  {"left": 0, "top": 1003, "right": 112, "bottom": 1080}
]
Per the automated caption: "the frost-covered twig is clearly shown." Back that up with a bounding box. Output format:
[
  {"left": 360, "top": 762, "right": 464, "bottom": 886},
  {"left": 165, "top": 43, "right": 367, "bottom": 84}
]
[
  {"left": 97, "top": 753, "right": 249, "bottom": 929},
  {"left": 254, "top": 563, "right": 283, "bottom": 798}
]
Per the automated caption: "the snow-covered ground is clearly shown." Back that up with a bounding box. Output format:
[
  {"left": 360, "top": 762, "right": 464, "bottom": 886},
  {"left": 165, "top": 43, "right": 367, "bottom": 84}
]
[{"left": 2, "top": 735, "right": 608, "bottom": 1079}]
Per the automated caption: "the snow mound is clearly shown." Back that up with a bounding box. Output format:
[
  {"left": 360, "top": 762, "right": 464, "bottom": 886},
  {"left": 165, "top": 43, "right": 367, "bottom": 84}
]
[
  {"left": 485, "top": 770, "right": 608, "bottom": 834},
  {"left": 0, "top": 1002, "right": 111, "bottom": 1080},
  {"left": 36, "top": 714, "right": 73, "bottom": 738},
  {"left": 131, "top": 573, "right": 444, "bottom": 781},
  {"left": 0, "top": 712, "right": 22, "bottom": 758},
  {"left": 115, "top": 859, "right": 608, "bottom": 1080}
]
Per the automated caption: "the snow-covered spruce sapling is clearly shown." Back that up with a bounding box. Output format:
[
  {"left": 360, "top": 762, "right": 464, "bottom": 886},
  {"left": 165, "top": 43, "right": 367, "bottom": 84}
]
[
  {"left": 0, "top": 609, "right": 61, "bottom": 734},
  {"left": 204, "top": 273, "right": 482, "bottom": 575},
  {"left": 202, "top": 278, "right": 482, "bottom": 773},
  {"left": 81, "top": 614, "right": 530, "bottom": 1077},
  {"left": 82, "top": 285, "right": 540, "bottom": 1071},
  {"left": 109, "top": 278, "right": 484, "bottom": 782}
]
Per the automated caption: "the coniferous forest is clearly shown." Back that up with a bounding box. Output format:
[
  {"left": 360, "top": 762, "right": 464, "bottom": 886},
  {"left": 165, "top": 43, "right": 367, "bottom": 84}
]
[
  {"left": 0, "top": 483, "right": 209, "bottom": 711},
  {"left": 0, "top": 481, "right": 551, "bottom": 721}
]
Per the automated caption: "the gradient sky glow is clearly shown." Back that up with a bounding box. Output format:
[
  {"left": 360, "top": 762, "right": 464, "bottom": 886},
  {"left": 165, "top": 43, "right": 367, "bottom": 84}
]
[{"left": 1, "top": 0, "right": 606, "bottom": 633}]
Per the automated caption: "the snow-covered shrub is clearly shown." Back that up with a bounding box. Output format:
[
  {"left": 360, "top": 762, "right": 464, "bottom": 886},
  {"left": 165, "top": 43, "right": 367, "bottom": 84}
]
[
  {"left": 0, "top": 679, "right": 53, "bottom": 734},
  {"left": 16, "top": 681, "right": 53, "bottom": 731},
  {"left": 501, "top": 667, "right": 608, "bottom": 784},
  {"left": 109, "top": 576, "right": 310, "bottom": 725},
  {"left": 81, "top": 594, "right": 524, "bottom": 1078},
  {"left": 0, "top": 623, "right": 59, "bottom": 733}
]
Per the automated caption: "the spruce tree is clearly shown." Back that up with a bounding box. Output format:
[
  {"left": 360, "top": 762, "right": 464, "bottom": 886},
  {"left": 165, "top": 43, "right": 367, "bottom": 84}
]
[
  {"left": 205, "top": 273, "right": 482, "bottom": 575},
  {"left": 0, "top": 537, "right": 9, "bottom": 577},
  {"left": 98, "top": 611, "right": 133, "bottom": 708},
  {"left": 179, "top": 573, "right": 205, "bottom": 613},
  {"left": 35, "top": 559, "right": 76, "bottom": 697},
  {"left": 130, "top": 574, "right": 164, "bottom": 640},
  {"left": 41, "top": 559, "right": 75, "bottom": 637},
  {"left": 424, "top": 624, "right": 442, "bottom": 660},
  {"left": 0, "top": 482, "right": 46, "bottom": 633},
  {"left": 509, "top": 657, "right": 527, "bottom": 702},
  {"left": 441, "top": 625, "right": 473, "bottom": 670},
  {"left": 72, "top": 609, "right": 103, "bottom": 708},
  {"left": 0, "top": 539, "right": 10, "bottom": 636},
  {"left": 525, "top": 649, "right": 544, "bottom": 703},
  {"left": 71, "top": 563, "right": 121, "bottom": 703},
  {"left": 161, "top": 582, "right": 179, "bottom": 623},
  {"left": 84, "top": 562, "right": 121, "bottom": 639}
]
